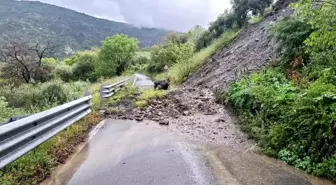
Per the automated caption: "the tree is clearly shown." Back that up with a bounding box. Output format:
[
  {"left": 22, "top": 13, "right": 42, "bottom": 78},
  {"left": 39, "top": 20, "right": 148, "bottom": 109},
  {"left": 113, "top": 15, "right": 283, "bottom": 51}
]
[
  {"left": 150, "top": 42, "right": 194, "bottom": 72},
  {"left": 0, "top": 40, "right": 54, "bottom": 83},
  {"left": 70, "top": 50, "right": 98, "bottom": 81},
  {"left": 97, "top": 34, "right": 138, "bottom": 77},
  {"left": 231, "top": 0, "right": 273, "bottom": 27},
  {"left": 294, "top": 0, "right": 336, "bottom": 67}
]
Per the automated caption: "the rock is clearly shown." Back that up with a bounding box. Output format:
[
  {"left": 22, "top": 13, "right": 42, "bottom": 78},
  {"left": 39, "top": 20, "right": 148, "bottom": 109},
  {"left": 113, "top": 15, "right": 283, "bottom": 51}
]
[
  {"left": 135, "top": 116, "right": 143, "bottom": 122},
  {"left": 182, "top": 111, "right": 189, "bottom": 116},
  {"left": 152, "top": 117, "right": 160, "bottom": 122},
  {"left": 255, "top": 38, "right": 260, "bottom": 42},
  {"left": 158, "top": 111, "right": 164, "bottom": 116},
  {"left": 159, "top": 120, "right": 169, "bottom": 126},
  {"left": 99, "top": 110, "right": 107, "bottom": 115},
  {"left": 215, "top": 118, "right": 225, "bottom": 123},
  {"left": 204, "top": 111, "right": 216, "bottom": 115},
  {"left": 119, "top": 115, "right": 127, "bottom": 120}
]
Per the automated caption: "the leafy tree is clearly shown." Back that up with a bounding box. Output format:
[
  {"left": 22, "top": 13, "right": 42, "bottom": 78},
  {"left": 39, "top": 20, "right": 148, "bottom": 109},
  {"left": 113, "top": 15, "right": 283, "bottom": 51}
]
[
  {"left": 41, "top": 58, "right": 57, "bottom": 66},
  {"left": 231, "top": 0, "right": 273, "bottom": 27},
  {"left": 71, "top": 50, "right": 98, "bottom": 81},
  {"left": 294, "top": 0, "right": 336, "bottom": 67},
  {"left": 97, "top": 34, "right": 138, "bottom": 77},
  {"left": 151, "top": 42, "right": 194, "bottom": 68},
  {"left": 209, "top": 10, "right": 237, "bottom": 38}
]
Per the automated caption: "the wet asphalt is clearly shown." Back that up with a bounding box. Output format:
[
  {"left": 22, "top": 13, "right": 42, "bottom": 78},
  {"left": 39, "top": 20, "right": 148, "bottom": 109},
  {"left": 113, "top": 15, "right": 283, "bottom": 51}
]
[{"left": 62, "top": 120, "right": 217, "bottom": 185}]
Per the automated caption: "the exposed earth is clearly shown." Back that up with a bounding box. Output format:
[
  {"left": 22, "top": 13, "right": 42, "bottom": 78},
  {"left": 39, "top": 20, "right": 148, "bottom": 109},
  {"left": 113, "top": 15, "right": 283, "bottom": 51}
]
[
  {"left": 184, "top": 0, "right": 294, "bottom": 92},
  {"left": 97, "top": 0, "right": 335, "bottom": 183}
]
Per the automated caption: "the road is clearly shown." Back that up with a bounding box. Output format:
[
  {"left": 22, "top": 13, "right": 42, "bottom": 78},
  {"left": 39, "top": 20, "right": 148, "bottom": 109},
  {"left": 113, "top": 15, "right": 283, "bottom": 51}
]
[
  {"left": 133, "top": 73, "right": 154, "bottom": 90},
  {"left": 44, "top": 75, "right": 217, "bottom": 185},
  {"left": 44, "top": 120, "right": 217, "bottom": 185},
  {"left": 42, "top": 75, "right": 334, "bottom": 185}
]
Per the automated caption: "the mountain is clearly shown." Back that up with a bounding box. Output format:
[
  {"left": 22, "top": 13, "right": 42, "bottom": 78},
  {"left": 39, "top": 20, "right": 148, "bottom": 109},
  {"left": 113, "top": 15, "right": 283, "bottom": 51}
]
[{"left": 0, "top": 0, "right": 169, "bottom": 57}]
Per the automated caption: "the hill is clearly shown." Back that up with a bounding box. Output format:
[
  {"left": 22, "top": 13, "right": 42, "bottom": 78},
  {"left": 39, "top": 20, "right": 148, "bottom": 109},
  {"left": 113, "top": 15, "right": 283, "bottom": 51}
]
[
  {"left": 0, "top": 0, "right": 168, "bottom": 57},
  {"left": 185, "top": 0, "right": 293, "bottom": 91}
]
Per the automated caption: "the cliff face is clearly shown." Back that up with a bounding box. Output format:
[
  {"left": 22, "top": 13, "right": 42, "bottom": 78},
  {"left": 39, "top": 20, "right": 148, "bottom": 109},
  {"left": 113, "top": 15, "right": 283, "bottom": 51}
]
[{"left": 185, "top": 0, "right": 294, "bottom": 92}]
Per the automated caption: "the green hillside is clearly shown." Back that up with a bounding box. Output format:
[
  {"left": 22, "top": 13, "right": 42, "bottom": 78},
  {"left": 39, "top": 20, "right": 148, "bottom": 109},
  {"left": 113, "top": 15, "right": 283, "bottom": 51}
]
[{"left": 0, "top": 0, "right": 168, "bottom": 57}]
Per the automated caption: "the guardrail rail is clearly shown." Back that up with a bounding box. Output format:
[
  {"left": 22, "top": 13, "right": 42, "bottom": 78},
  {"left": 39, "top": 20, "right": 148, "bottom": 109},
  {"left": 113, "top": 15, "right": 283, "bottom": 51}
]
[
  {"left": 100, "top": 77, "right": 133, "bottom": 103},
  {"left": 0, "top": 77, "right": 132, "bottom": 169},
  {"left": 0, "top": 95, "right": 92, "bottom": 169}
]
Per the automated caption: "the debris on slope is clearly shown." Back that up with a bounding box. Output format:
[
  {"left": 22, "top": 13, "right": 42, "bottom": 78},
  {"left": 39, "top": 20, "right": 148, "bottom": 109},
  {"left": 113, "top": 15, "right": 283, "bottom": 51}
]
[{"left": 184, "top": 0, "right": 294, "bottom": 92}]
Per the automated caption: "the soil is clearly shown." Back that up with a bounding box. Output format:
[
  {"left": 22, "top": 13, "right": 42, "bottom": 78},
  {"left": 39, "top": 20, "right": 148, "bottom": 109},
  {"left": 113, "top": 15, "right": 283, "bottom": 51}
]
[{"left": 184, "top": 0, "right": 294, "bottom": 92}]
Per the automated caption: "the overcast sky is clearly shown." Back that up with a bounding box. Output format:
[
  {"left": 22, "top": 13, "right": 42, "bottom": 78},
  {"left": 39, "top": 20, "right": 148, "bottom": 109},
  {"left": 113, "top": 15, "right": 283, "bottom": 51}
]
[{"left": 30, "top": 0, "right": 231, "bottom": 31}]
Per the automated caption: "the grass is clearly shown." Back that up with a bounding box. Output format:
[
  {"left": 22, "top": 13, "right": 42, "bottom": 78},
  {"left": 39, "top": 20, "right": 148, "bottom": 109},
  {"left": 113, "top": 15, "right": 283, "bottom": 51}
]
[
  {"left": 134, "top": 89, "right": 168, "bottom": 108},
  {"left": 104, "top": 84, "right": 138, "bottom": 105},
  {"left": 140, "top": 89, "right": 168, "bottom": 100},
  {"left": 0, "top": 76, "right": 131, "bottom": 185},
  {"left": 248, "top": 16, "right": 264, "bottom": 24},
  {"left": 169, "top": 30, "right": 241, "bottom": 85},
  {"left": 133, "top": 100, "right": 148, "bottom": 108}
]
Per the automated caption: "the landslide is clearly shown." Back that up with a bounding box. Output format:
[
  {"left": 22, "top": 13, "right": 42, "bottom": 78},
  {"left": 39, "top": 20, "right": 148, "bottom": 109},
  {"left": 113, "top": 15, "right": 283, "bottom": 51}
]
[{"left": 184, "top": 0, "right": 294, "bottom": 92}]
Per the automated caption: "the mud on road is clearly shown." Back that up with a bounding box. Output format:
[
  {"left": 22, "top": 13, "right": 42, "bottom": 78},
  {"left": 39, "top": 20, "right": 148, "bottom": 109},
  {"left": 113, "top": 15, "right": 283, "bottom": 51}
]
[{"left": 102, "top": 87, "right": 334, "bottom": 185}]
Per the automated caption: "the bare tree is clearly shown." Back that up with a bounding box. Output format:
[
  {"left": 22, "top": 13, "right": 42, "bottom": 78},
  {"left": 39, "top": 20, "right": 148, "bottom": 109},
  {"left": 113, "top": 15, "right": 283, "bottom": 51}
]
[{"left": 0, "top": 40, "right": 54, "bottom": 83}]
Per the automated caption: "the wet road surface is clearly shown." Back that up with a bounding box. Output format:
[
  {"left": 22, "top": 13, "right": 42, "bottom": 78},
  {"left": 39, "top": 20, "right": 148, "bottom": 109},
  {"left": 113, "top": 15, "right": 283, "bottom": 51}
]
[
  {"left": 42, "top": 118, "right": 335, "bottom": 185},
  {"left": 47, "top": 119, "right": 217, "bottom": 185}
]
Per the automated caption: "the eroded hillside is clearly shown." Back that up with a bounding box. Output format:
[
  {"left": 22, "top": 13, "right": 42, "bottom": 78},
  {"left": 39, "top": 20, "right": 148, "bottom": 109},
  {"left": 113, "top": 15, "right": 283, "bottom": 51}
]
[{"left": 185, "top": 0, "right": 294, "bottom": 91}]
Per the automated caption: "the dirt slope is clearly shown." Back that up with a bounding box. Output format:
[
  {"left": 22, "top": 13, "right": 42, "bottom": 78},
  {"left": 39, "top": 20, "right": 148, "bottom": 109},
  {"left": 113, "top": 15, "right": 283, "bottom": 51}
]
[{"left": 184, "top": 0, "right": 294, "bottom": 92}]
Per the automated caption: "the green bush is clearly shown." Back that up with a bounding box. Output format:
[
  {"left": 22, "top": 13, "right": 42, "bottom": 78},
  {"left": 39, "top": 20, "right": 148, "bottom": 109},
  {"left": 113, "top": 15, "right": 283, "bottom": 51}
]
[
  {"left": 72, "top": 60, "right": 96, "bottom": 82},
  {"left": 225, "top": 69, "right": 336, "bottom": 181},
  {"left": 269, "top": 16, "right": 314, "bottom": 67},
  {"left": 0, "top": 80, "right": 89, "bottom": 111},
  {"left": 170, "top": 30, "right": 240, "bottom": 85},
  {"left": 54, "top": 64, "right": 73, "bottom": 82},
  {"left": 0, "top": 97, "right": 25, "bottom": 123}
]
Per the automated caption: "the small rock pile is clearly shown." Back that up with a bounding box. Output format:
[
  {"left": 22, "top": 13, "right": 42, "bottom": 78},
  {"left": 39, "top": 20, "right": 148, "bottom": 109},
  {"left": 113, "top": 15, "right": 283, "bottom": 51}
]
[{"left": 102, "top": 87, "right": 218, "bottom": 126}]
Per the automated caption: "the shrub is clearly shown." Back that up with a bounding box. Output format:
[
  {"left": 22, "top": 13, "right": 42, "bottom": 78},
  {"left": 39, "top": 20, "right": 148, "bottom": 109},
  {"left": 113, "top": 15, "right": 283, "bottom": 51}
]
[
  {"left": 0, "top": 97, "right": 25, "bottom": 123},
  {"left": 54, "top": 64, "right": 73, "bottom": 82},
  {"left": 0, "top": 80, "right": 89, "bottom": 111},
  {"left": 269, "top": 16, "right": 314, "bottom": 67},
  {"left": 226, "top": 69, "right": 336, "bottom": 180},
  {"left": 72, "top": 60, "right": 96, "bottom": 82},
  {"left": 170, "top": 30, "right": 240, "bottom": 85}
]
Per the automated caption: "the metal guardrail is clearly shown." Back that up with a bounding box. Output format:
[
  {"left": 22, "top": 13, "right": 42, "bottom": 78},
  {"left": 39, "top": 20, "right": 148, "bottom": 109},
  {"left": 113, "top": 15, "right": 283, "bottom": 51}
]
[
  {"left": 100, "top": 77, "right": 133, "bottom": 103},
  {"left": 0, "top": 95, "right": 92, "bottom": 169},
  {"left": 0, "top": 77, "right": 133, "bottom": 169}
]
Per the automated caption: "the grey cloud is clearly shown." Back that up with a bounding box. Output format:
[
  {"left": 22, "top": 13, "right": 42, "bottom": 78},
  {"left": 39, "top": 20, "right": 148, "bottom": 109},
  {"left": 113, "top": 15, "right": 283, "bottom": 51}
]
[{"left": 30, "top": 0, "right": 231, "bottom": 31}]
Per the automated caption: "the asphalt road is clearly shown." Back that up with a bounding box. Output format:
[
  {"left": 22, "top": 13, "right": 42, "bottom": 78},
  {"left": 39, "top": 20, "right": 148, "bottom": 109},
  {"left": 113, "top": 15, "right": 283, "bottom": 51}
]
[
  {"left": 53, "top": 120, "right": 216, "bottom": 185},
  {"left": 133, "top": 73, "right": 154, "bottom": 90}
]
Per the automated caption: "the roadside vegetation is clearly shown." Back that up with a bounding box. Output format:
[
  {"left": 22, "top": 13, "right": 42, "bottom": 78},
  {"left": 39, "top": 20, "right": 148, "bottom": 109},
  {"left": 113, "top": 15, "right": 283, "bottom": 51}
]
[
  {"left": 1, "top": 0, "right": 334, "bottom": 182},
  {"left": 217, "top": 0, "right": 336, "bottom": 181},
  {"left": 0, "top": 34, "right": 140, "bottom": 184}
]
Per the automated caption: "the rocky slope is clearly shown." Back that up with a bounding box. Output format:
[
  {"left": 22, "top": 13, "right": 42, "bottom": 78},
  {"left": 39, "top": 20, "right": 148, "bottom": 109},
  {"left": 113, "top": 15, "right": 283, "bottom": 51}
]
[{"left": 184, "top": 0, "right": 294, "bottom": 92}]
